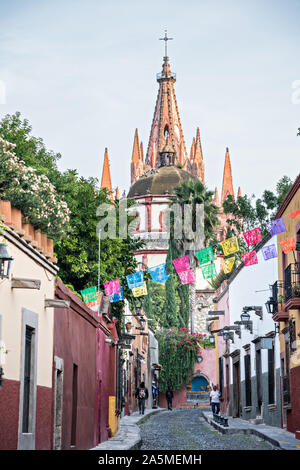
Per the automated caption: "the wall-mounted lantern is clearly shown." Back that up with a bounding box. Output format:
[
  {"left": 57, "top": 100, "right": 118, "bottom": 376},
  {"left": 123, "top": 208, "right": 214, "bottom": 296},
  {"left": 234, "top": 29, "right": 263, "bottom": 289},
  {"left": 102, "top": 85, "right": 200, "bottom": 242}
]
[
  {"left": 0, "top": 243, "right": 13, "bottom": 279},
  {"left": 240, "top": 310, "right": 250, "bottom": 324},
  {"left": 265, "top": 298, "right": 277, "bottom": 315},
  {"left": 209, "top": 334, "right": 215, "bottom": 346}
]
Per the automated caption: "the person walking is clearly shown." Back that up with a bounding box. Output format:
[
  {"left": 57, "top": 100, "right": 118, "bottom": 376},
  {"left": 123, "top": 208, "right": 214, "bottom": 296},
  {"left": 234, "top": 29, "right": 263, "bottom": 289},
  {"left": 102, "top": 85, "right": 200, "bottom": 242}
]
[
  {"left": 166, "top": 386, "right": 174, "bottom": 411},
  {"left": 209, "top": 385, "right": 220, "bottom": 415},
  {"left": 135, "top": 381, "right": 149, "bottom": 415}
]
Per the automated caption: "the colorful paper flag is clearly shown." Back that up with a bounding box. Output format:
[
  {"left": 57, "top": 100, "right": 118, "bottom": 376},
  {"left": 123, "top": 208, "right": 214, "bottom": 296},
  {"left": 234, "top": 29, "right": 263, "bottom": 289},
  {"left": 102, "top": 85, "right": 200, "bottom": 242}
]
[
  {"left": 109, "top": 287, "right": 124, "bottom": 303},
  {"left": 280, "top": 237, "right": 296, "bottom": 254},
  {"left": 200, "top": 263, "right": 217, "bottom": 279},
  {"left": 178, "top": 269, "right": 195, "bottom": 285},
  {"left": 126, "top": 271, "right": 144, "bottom": 289},
  {"left": 261, "top": 244, "right": 277, "bottom": 261},
  {"left": 172, "top": 255, "right": 190, "bottom": 273},
  {"left": 132, "top": 283, "right": 148, "bottom": 297},
  {"left": 243, "top": 227, "right": 262, "bottom": 246},
  {"left": 103, "top": 278, "right": 121, "bottom": 296},
  {"left": 196, "top": 246, "right": 214, "bottom": 265},
  {"left": 148, "top": 264, "right": 169, "bottom": 283},
  {"left": 220, "top": 236, "right": 239, "bottom": 256},
  {"left": 288, "top": 209, "right": 300, "bottom": 219},
  {"left": 222, "top": 256, "right": 235, "bottom": 274},
  {"left": 242, "top": 251, "right": 258, "bottom": 266},
  {"left": 266, "top": 217, "right": 286, "bottom": 237},
  {"left": 80, "top": 286, "right": 101, "bottom": 311}
]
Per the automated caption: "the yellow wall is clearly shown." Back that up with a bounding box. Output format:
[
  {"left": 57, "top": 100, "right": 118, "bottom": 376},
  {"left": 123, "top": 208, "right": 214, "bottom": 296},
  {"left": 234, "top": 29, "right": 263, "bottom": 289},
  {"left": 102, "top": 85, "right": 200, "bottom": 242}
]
[
  {"left": 108, "top": 396, "right": 120, "bottom": 436},
  {"left": 276, "top": 186, "right": 300, "bottom": 370}
]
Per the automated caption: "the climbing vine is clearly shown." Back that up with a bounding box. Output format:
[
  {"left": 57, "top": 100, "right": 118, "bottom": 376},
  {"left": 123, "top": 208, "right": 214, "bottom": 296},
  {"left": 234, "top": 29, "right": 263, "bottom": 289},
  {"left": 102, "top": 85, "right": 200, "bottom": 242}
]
[{"left": 157, "top": 327, "right": 213, "bottom": 392}]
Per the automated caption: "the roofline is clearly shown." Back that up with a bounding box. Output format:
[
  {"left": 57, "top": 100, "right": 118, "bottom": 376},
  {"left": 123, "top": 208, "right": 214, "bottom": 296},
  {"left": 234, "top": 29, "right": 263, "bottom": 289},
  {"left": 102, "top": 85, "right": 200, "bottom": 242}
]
[{"left": 274, "top": 173, "right": 300, "bottom": 219}]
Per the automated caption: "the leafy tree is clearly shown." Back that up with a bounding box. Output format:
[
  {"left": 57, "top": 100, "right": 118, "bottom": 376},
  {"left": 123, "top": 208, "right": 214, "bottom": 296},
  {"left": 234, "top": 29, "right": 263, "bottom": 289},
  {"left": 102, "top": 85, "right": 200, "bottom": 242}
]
[
  {"left": 0, "top": 112, "right": 144, "bottom": 311},
  {"left": 223, "top": 176, "right": 293, "bottom": 238}
]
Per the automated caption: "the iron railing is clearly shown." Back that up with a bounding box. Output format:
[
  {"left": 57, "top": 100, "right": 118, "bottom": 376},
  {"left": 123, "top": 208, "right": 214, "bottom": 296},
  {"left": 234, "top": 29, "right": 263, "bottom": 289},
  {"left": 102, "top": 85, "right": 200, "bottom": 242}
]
[{"left": 285, "top": 263, "right": 300, "bottom": 301}]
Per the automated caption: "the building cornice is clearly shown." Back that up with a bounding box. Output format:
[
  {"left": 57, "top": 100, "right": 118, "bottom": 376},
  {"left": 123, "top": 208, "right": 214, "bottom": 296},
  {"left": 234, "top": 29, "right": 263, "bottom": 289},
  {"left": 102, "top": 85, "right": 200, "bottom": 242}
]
[{"left": 3, "top": 225, "right": 58, "bottom": 275}]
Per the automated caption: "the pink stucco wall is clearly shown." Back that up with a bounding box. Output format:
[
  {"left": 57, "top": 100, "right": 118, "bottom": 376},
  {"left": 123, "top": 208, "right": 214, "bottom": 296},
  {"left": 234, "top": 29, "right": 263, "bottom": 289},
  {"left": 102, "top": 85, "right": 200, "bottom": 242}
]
[{"left": 159, "top": 347, "right": 216, "bottom": 408}]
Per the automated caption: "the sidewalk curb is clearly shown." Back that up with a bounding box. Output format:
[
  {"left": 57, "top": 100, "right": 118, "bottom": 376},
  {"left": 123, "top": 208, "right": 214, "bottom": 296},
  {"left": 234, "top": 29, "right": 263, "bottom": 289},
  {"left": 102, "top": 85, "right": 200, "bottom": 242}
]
[
  {"left": 91, "top": 408, "right": 167, "bottom": 451},
  {"left": 202, "top": 411, "right": 282, "bottom": 449}
]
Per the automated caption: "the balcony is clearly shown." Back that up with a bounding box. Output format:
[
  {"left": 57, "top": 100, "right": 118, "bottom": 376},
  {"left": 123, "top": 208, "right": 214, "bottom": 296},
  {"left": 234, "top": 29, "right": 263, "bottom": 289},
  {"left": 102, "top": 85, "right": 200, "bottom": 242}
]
[
  {"left": 268, "top": 281, "right": 289, "bottom": 321},
  {"left": 284, "top": 262, "right": 300, "bottom": 310}
]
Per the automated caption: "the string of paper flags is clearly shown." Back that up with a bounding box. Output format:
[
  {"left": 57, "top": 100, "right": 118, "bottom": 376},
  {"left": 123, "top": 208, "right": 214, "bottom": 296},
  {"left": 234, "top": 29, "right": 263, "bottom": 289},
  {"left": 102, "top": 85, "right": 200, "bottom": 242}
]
[{"left": 81, "top": 209, "right": 300, "bottom": 305}]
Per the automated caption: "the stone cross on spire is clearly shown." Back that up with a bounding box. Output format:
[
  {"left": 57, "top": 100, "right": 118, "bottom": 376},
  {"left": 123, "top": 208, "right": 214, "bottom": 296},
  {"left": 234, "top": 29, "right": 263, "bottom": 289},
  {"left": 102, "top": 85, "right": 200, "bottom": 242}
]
[{"left": 159, "top": 30, "right": 173, "bottom": 57}]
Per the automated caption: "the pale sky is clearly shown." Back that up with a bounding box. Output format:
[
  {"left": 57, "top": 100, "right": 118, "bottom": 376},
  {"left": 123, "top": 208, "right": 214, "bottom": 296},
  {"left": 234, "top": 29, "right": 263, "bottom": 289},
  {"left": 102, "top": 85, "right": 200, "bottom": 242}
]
[{"left": 0, "top": 0, "right": 299, "bottom": 200}]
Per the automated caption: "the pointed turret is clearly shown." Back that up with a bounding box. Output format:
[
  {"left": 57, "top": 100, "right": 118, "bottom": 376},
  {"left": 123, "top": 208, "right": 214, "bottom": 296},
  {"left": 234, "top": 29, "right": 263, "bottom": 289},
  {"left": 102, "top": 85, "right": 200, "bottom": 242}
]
[
  {"left": 140, "top": 142, "right": 144, "bottom": 162},
  {"left": 192, "top": 127, "right": 205, "bottom": 182},
  {"left": 131, "top": 128, "right": 144, "bottom": 184},
  {"left": 190, "top": 137, "right": 195, "bottom": 162},
  {"left": 221, "top": 147, "right": 235, "bottom": 205},
  {"left": 115, "top": 187, "right": 120, "bottom": 200},
  {"left": 145, "top": 55, "right": 188, "bottom": 169},
  {"left": 213, "top": 187, "right": 220, "bottom": 207},
  {"left": 101, "top": 148, "right": 113, "bottom": 201},
  {"left": 237, "top": 187, "right": 242, "bottom": 198}
]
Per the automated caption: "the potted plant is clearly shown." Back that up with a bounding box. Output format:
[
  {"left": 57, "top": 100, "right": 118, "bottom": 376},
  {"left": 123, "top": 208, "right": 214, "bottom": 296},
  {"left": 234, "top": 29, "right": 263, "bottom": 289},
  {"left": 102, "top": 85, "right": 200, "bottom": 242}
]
[{"left": 278, "top": 293, "right": 285, "bottom": 310}]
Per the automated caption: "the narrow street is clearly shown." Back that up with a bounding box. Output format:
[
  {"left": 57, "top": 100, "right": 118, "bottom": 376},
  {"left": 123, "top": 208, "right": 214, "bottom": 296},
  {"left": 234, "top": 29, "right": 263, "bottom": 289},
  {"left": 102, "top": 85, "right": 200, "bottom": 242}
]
[{"left": 138, "top": 409, "right": 273, "bottom": 450}]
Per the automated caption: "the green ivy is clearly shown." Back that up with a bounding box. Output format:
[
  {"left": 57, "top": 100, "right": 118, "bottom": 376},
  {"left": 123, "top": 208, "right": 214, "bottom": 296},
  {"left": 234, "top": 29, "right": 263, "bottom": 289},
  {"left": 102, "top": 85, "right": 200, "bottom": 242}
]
[{"left": 157, "top": 327, "right": 212, "bottom": 392}]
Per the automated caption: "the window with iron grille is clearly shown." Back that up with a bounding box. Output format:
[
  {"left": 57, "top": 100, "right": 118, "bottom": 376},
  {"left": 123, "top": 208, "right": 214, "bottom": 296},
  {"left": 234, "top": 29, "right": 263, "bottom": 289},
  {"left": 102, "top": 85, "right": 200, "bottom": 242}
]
[{"left": 244, "top": 354, "right": 252, "bottom": 407}]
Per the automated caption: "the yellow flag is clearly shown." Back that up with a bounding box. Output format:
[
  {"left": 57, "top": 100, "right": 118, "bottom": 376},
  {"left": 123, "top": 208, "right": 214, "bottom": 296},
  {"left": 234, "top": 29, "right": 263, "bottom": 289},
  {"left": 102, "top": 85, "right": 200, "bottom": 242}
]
[
  {"left": 222, "top": 256, "right": 235, "bottom": 274},
  {"left": 220, "top": 236, "right": 239, "bottom": 256},
  {"left": 132, "top": 283, "right": 148, "bottom": 297}
]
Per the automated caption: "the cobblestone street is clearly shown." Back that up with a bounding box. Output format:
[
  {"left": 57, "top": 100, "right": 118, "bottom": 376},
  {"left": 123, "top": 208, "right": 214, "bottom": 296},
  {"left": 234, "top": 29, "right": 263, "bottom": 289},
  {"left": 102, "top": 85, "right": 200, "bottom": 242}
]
[{"left": 138, "top": 409, "right": 274, "bottom": 450}]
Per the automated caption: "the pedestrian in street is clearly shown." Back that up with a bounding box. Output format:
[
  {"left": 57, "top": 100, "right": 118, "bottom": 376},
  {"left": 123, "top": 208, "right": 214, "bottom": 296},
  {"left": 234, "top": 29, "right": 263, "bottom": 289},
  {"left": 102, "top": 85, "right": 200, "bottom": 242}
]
[
  {"left": 136, "top": 381, "right": 149, "bottom": 415},
  {"left": 152, "top": 381, "right": 158, "bottom": 408},
  {"left": 209, "top": 385, "right": 220, "bottom": 415},
  {"left": 166, "top": 386, "right": 174, "bottom": 411}
]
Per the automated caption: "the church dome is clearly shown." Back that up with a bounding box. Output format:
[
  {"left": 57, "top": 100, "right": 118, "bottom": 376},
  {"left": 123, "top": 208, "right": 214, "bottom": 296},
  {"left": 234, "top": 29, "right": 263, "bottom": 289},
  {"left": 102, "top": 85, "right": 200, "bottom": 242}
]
[{"left": 127, "top": 166, "right": 197, "bottom": 198}]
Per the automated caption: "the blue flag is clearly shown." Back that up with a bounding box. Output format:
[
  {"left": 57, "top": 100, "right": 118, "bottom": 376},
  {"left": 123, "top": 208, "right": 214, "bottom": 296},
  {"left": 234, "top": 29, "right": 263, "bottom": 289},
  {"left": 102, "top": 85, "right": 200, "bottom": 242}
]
[
  {"left": 148, "top": 264, "right": 169, "bottom": 283},
  {"left": 126, "top": 271, "right": 144, "bottom": 289},
  {"left": 109, "top": 286, "right": 124, "bottom": 303}
]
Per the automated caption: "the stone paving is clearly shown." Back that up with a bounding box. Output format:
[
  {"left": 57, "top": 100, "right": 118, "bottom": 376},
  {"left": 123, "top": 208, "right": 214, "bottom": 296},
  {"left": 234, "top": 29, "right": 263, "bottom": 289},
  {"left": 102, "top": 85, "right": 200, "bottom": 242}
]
[
  {"left": 90, "top": 408, "right": 166, "bottom": 451},
  {"left": 91, "top": 407, "right": 300, "bottom": 451},
  {"left": 139, "top": 408, "right": 274, "bottom": 450},
  {"left": 202, "top": 411, "right": 300, "bottom": 451}
]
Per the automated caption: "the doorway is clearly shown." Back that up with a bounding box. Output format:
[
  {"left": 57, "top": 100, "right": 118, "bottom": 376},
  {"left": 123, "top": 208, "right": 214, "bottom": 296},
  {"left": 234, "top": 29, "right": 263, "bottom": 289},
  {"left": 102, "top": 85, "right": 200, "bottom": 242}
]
[{"left": 232, "top": 361, "right": 240, "bottom": 417}]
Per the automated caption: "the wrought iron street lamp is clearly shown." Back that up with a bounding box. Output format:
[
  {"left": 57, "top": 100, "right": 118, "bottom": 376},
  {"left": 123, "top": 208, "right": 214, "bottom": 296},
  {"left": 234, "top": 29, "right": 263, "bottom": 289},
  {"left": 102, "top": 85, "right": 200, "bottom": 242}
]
[
  {"left": 240, "top": 311, "right": 250, "bottom": 324},
  {"left": 222, "top": 330, "right": 230, "bottom": 341},
  {"left": 209, "top": 334, "right": 215, "bottom": 346},
  {"left": 0, "top": 243, "right": 13, "bottom": 279},
  {"left": 265, "top": 298, "right": 277, "bottom": 315}
]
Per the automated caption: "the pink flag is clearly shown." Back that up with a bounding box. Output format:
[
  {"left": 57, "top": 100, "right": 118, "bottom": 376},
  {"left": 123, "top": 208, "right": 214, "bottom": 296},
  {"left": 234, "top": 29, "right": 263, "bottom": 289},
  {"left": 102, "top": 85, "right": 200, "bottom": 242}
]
[
  {"left": 243, "top": 227, "right": 262, "bottom": 246},
  {"left": 242, "top": 251, "right": 258, "bottom": 266},
  {"left": 103, "top": 279, "right": 121, "bottom": 296},
  {"left": 172, "top": 255, "right": 190, "bottom": 273},
  {"left": 178, "top": 269, "right": 195, "bottom": 285}
]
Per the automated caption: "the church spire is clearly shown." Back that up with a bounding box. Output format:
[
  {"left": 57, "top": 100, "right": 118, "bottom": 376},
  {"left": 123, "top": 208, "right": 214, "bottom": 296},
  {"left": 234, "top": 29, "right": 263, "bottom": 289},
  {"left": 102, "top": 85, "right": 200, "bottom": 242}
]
[
  {"left": 221, "top": 147, "right": 235, "bottom": 205},
  {"left": 214, "top": 187, "right": 220, "bottom": 207},
  {"left": 192, "top": 127, "right": 205, "bottom": 182},
  {"left": 131, "top": 128, "right": 144, "bottom": 184},
  {"left": 101, "top": 148, "right": 113, "bottom": 201},
  {"left": 145, "top": 33, "right": 187, "bottom": 169}
]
